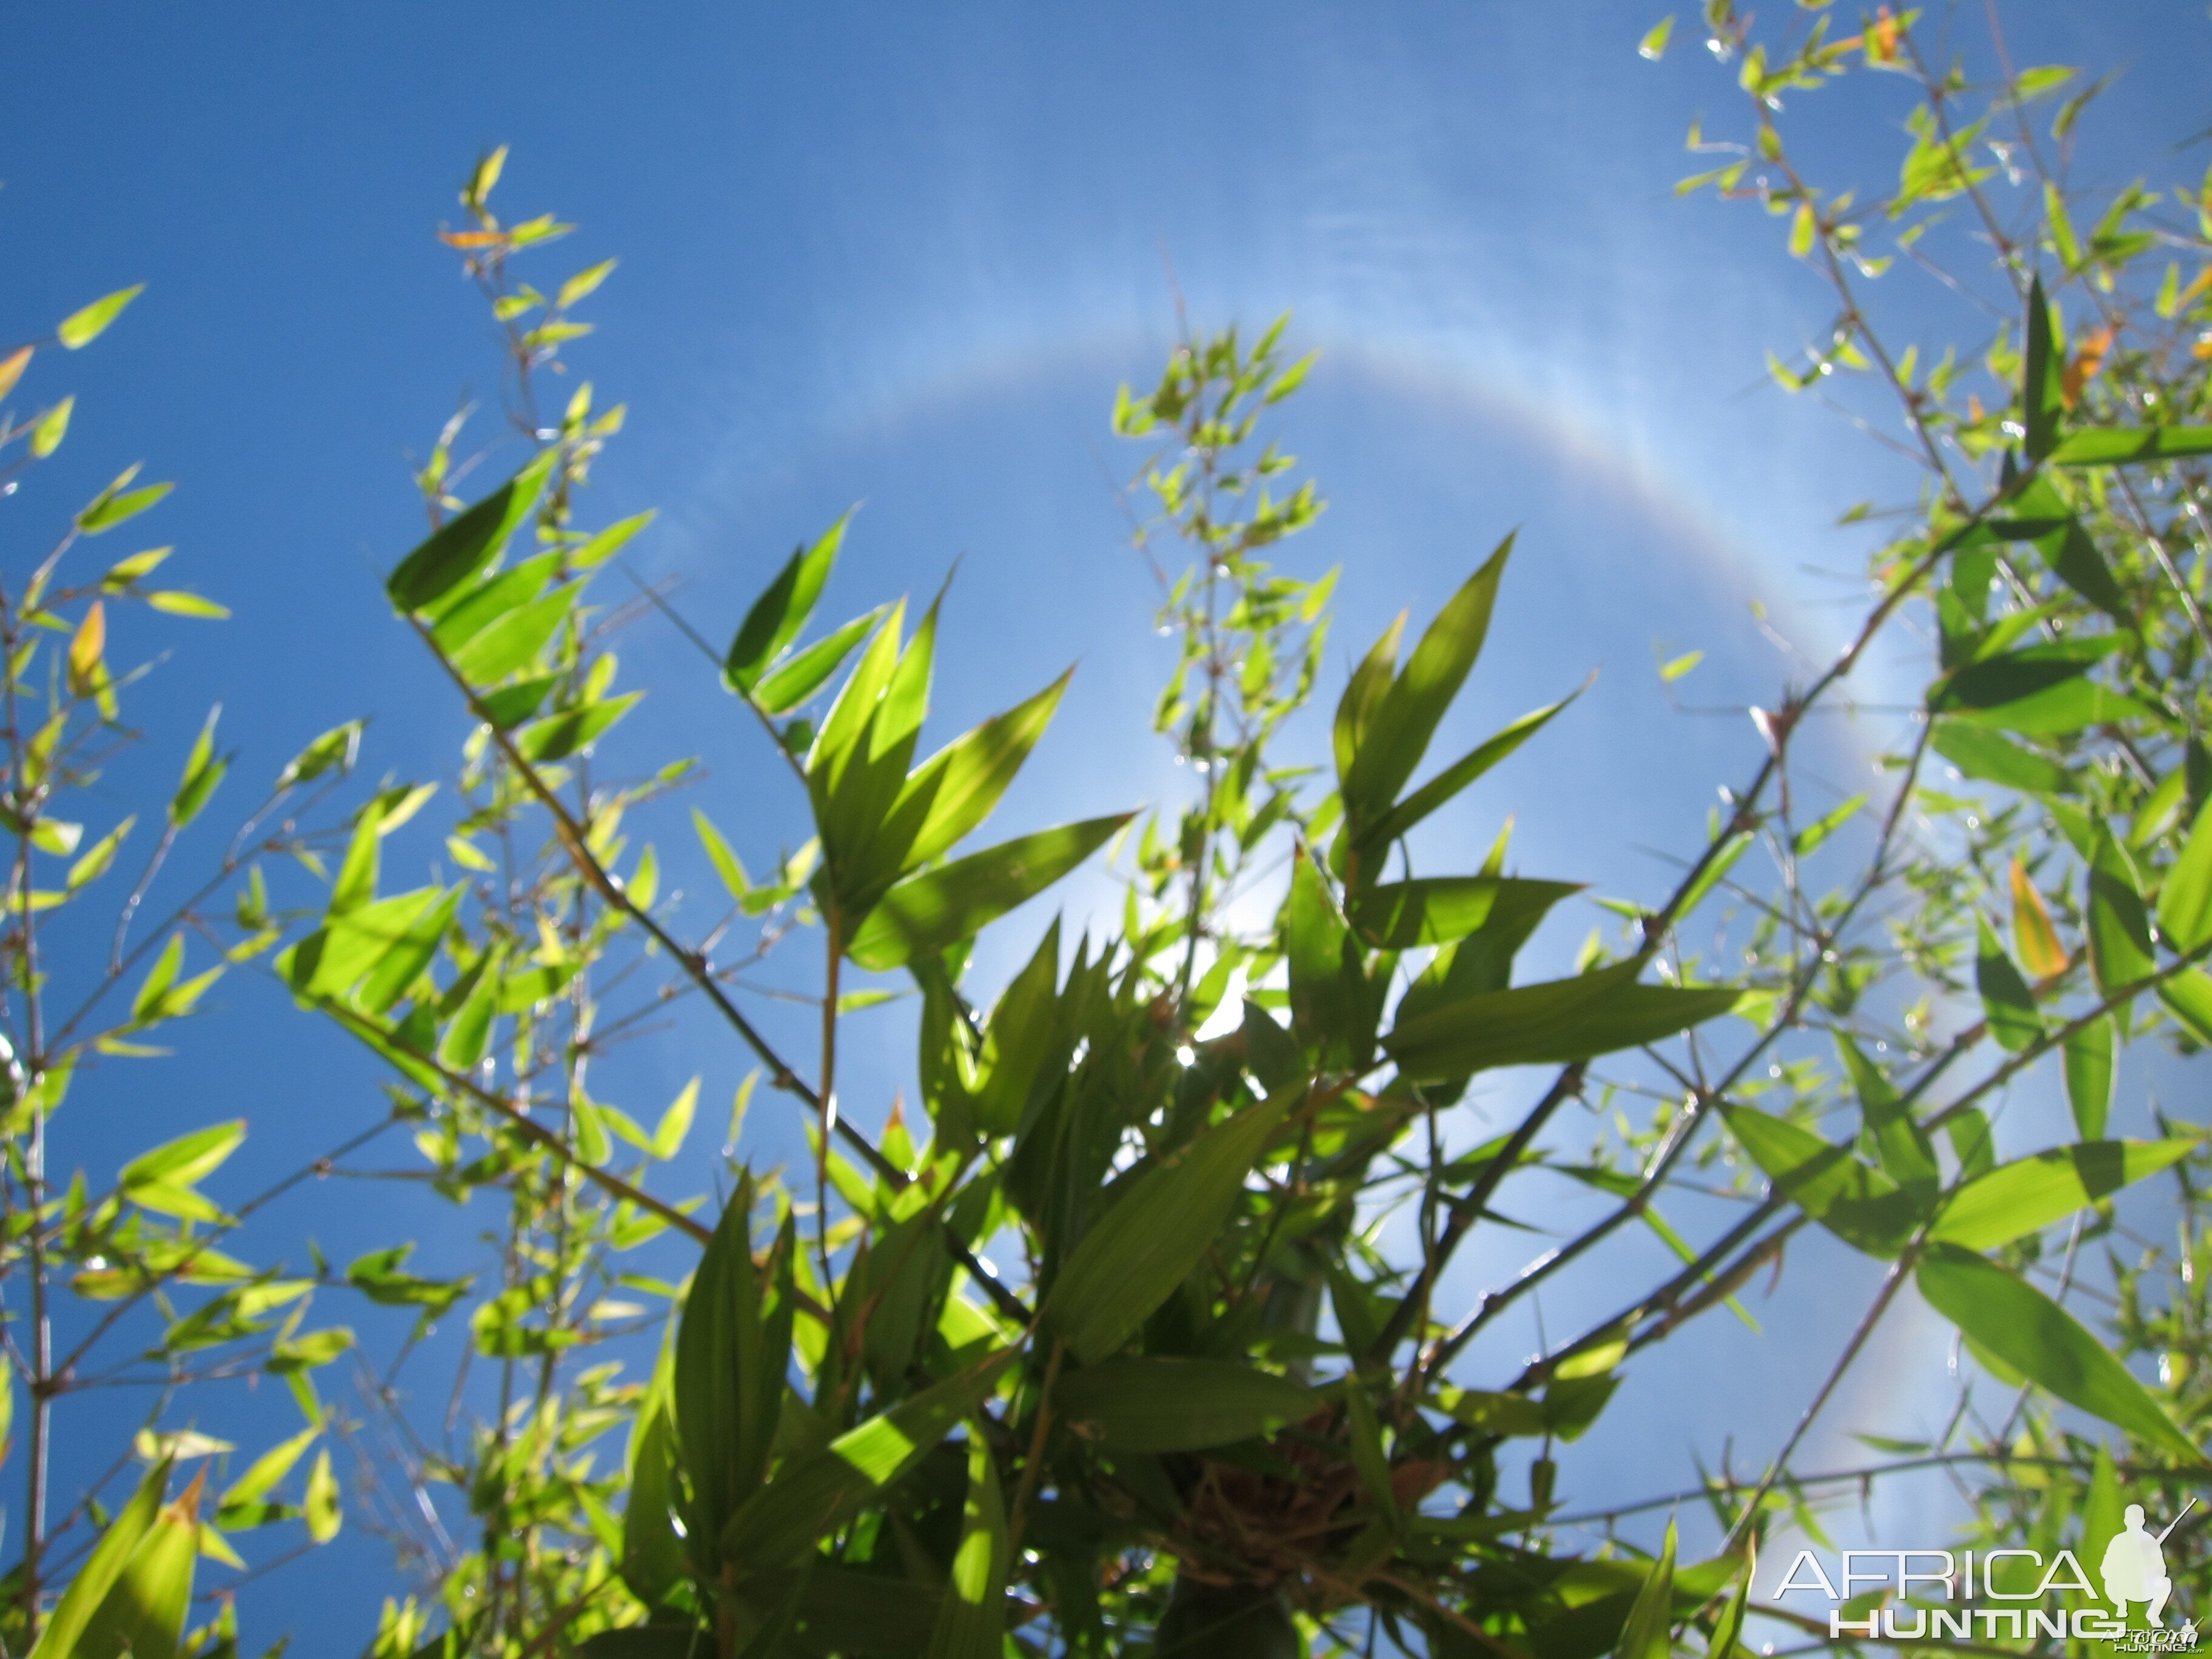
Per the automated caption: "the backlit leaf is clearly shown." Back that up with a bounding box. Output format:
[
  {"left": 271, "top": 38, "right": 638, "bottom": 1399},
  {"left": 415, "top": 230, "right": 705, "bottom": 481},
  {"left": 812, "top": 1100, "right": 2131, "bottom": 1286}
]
[
  {"left": 844, "top": 813, "right": 1131, "bottom": 972},
  {"left": 1053, "top": 1358, "right": 1319, "bottom": 1453},
  {"left": 1931, "top": 1139, "right": 2194, "bottom": 1250},
  {"left": 1916, "top": 1244, "right": 2199, "bottom": 1460},
  {"left": 1047, "top": 1097, "right": 1289, "bottom": 1364}
]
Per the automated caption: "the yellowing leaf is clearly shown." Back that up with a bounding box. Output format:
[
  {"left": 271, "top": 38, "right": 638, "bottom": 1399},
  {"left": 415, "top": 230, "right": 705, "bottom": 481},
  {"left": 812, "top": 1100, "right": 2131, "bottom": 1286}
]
[
  {"left": 67, "top": 602, "right": 105, "bottom": 700},
  {"left": 58, "top": 284, "right": 144, "bottom": 349},
  {"left": 2010, "top": 858, "right": 2067, "bottom": 977}
]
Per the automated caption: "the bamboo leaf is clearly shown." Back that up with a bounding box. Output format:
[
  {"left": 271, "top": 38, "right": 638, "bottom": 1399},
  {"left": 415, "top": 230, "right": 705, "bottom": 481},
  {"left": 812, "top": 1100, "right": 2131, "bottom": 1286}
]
[
  {"left": 1349, "top": 876, "right": 1583, "bottom": 950},
  {"left": 1343, "top": 537, "right": 1511, "bottom": 817},
  {"left": 923, "top": 1431, "right": 1009, "bottom": 1659},
  {"left": 2159, "top": 795, "right": 2212, "bottom": 953},
  {"left": 672, "top": 1185, "right": 790, "bottom": 1553},
  {"left": 1720, "top": 1105, "right": 1923, "bottom": 1258},
  {"left": 26, "top": 1457, "right": 171, "bottom": 1659},
  {"left": 1357, "top": 685, "right": 1584, "bottom": 856},
  {"left": 1932, "top": 1139, "right": 2194, "bottom": 1250},
  {"left": 1386, "top": 962, "right": 1739, "bottom": 1081},
  {"left": 725, "top": 512, "right": 850, "bottom": 692},
  {"left": 1053, "top": 1358, "right": 1319, "bottom": 1453},
  {"left": 1612, "top": 1518, "right": 1677, "bottom": 1659},
  {"left": 844, "top": 813, "right": 1131, "bottom": 972},
  {"left": 1047, "top": 1097, "right": 1290, "bottom": 1364},
  {"left": 2065, "top": 1016, "right": 2116, "bottom": 1139},
  {"left": 2047, "top": 426, "right": 2212, "bottom": 466},
  {"left": 720, "top": 1349, "right": 1013, "bottom": 1569},
  {"left": 78, "top": 1470, "right": 201, "bottom": 1659},
  {"left": 2087, "top": 827, "right": 2155, "bottom": 999},
  {"left": 2022, "top": 275, "right": 2063, "bottom": 461},
  {"left": 386, "top": 453, "right": 555, "bottom": 614},
  {"left": 58, "top": 286, "right": 142, "bottom": 349},
  {"left": 1917, "top": 1244, "right": 2200, "bottom": 1461},
  {"left": 751, "top": 605, "right": 888, "bottom": 715},
  {"left": 1975, "top": 917, "right": 2044, "bottom": 1053}
]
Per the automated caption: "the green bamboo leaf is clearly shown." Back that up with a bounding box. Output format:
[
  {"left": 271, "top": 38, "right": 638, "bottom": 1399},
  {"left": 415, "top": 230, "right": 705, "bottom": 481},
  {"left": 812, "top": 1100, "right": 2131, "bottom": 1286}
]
[
  {"left": 2160, "top": 968, "right": 2212, "bottom": 1044},
  {"left": 1929, "top": 720, "right": 2074, "bottom": 794},
  {"left": 2087, "top": 827, "right": 2155, "bottom": 999},
  {"left": 429, "top": 552, "right": 558, "bottom": 655},
  {"left": 673, "top": 1186, "right": 791, "bottom": 1555},
  {"left": 689, "top": 809, "right": 751, "bottom": 908},
  {"left": 2022, "top": 275, "right": 2063, "bottom": 461},
  {"left": 77, "top": 482, "right": 172, "bottom": 536},
  {"left": 26, "top": 1457, "right": 170, "bottom": 1659},
  {"left": 820, "top": 588, "right": 945, "bottom": 886},
  {"left": 2047, "top": 426, "right": 2212, "bottom": 466},
  {"left": 220, "top": 1427, "right": 319, "bottom": 1512},
  {"left": 725, "top": 512, "right": 850, "bottom": 692},
  {"left": 78, "top": 1475, "right": 199, "bottom": 1659},
  {"left": 923, "top": 1431, "right": 1009, "bottom": 1659},
  {"left": 1348, "top": 876, "right": 1584, "bottom": 950},
  {"left": 1332, "top": 613, "right": 1404, "bottom": 785},
  {"left": 1385, "top": 962, "right": 1739, "bottom": 1081},
  {"left": 30, "top": 396, "right": 72, "bottom": 458},
  {"left": 1707, "top": 1547, "right": 1754, "bottom": 1659},
  {"left": 1343, "top": 537, "right": 1512, "bottom": 816},
  {"left": 1047, "top": 1097, "right": 1289, "bottom": 1364},
  {"left": 386, "top": 452, "right": 555, "bottom": 614},
  {"left": 2026, "top": 518, "right": 2130, "bottom": 623},
  {"left": 276, "top": 721, "right": 364, "bottom": 790},
  {"left": 720, "top": 1347, "right": 1013, "bottom": 1568},
  {"left": 132, "top": 934, "right": 184, "bottom": 1022},
  {"left": 1835, "top": 1034, "right": 1937, "bottom": 1195},
  {"left": 353, "top": 885, "right": 464, "bottom": 1014},
  {"left": 751, "top": 605, "right": 889, "bottom": 715},
  {"left": 170, "top": 706, "right": 226, "bottom": 827},
  {"left": 1792, "top": 794, "right": 1864, "bottom": 857},
  {"left": 1719, "top": 1105, "right": 1924, "bottom": 1257},
  {"left": 1356, "top": 685, "right": 1584, "bottom": 856},
  {"left": 1932, "top": 1139, "right": 2194, "bottom": 1250},
  {"left": 58, "top": 286, "right": 143, "bottom": 349},
  {"left": 2158, "top": 795, "right": 2212, "bottom": 953},
  {"left": 1916, "top": 1244, "right": 2199, "bottom": 1461},
  {"left": 121, "top": 1121, "right": 244, "bottom": 1192},
  {"left": 1974, "top": 917, "right": 2044, "bottom": 1053},
  {"left": 1612, "top": 1518, "right": 1677, "bottom": 1659},
  {"left": 1053, "top": 1358, "right": 1320, "bottom": 1453},
  {"left": 304, "top": 1447, "right": 341, "bottom": 1542},
  {"left": 1285, "top": 848, "right": 1364, "bottom": 1067},
  {"left": 1930, "top": 635, "right": 2120, "bottom": 711},
  {"left": 67, "top": 817, "right": 133, "bottom": 891},
  {"left": 876, "top": 668, "right": 1074, "bottom": 874},
  {"left": 569, "top": 509, "right": 656, "bottom": 569},
  {"left": 447, "top": 578, "right": 584, "bottom": 685},
  {"left": 843, "top": 813, "right": 1131, "bottom": 973},
  {"left": 514, "top": 691, "right": 642, "bottom": 762},
  {"left": 620, "top": 1399, "right": 686, "bottom": 1609},
  {"left": 2065, "top": 1016, "right": 2115, "bottom": 1139}
]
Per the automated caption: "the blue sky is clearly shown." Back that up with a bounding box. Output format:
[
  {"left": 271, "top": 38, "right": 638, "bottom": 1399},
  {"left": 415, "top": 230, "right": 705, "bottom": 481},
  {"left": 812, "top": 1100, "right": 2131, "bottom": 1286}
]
[{"left": 8, "top": 2, "right": 2208, "bottom": 1647}]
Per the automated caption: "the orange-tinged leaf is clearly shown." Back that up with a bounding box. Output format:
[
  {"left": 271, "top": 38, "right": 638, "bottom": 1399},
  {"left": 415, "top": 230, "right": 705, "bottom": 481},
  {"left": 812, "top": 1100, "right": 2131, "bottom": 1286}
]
[
  {"left": 1869, "top": 6, "right": 1900, "bottom": 64},
  {"left": 2062, "top": 326, "right": 2114, "bottom": 408},
  {"left": 438, "top": 230, "right": 504, "bottom": 250},
  {"left": 0, "top": 346, "right": 30, "bottom": 402},
  {"left": 2011, "top": 858, "right": 2067, "bottom": 979},
  {"left": 67, "top": 602, "right": 106, "bottom": 699}
]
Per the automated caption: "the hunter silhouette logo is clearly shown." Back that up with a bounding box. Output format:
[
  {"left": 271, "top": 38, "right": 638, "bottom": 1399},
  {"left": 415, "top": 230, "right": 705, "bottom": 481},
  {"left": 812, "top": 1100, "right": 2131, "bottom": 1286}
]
[{"left": 2103, "top": 1500, "right": 2194, "bottom": 1631}]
